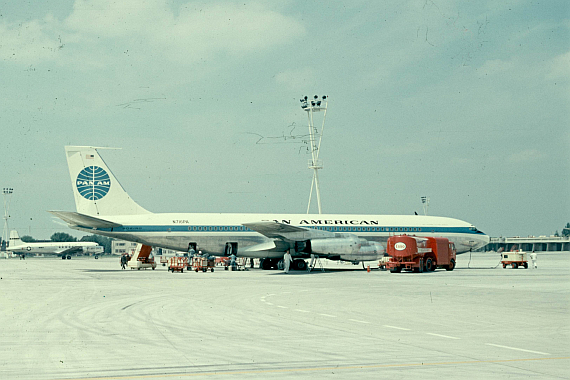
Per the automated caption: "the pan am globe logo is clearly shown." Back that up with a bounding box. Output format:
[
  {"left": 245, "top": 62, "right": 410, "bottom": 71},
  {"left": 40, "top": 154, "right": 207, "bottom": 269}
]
[{"left": 76, "top": 166, "right": 111, "bottom": 200}]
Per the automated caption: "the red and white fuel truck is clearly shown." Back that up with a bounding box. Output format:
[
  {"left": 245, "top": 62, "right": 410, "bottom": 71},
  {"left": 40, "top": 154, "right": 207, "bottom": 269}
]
[{"left": 385, "top": 235, "right": 456, "bottom": 273}]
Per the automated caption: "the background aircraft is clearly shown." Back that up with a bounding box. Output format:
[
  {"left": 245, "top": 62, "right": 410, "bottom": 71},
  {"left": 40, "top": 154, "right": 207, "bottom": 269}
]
[
  {"left": 50, "top": 146, "right": 489, "bottom": 269},
  {"left": 7, "top": 230, "right": 103, "bottom": 259}
]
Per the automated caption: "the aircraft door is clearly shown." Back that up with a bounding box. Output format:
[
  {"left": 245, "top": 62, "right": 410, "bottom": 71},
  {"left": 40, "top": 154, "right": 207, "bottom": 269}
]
[{"left": 225, "top": 242, "right": 238, "bottom": 256}]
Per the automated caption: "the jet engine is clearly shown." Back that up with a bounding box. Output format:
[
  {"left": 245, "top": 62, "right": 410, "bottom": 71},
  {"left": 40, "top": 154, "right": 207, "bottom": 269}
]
[
  {"left": 358, "top": 240, "right": 385, "bottom": 255},
  {"left": 308, "top": 236, "right": 361, "bottom": 255}
]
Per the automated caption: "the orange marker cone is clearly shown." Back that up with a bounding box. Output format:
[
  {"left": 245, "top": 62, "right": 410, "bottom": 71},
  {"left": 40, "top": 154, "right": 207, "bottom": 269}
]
[{"left": 367, "top": 265, "right": 370, "bottom": 273}]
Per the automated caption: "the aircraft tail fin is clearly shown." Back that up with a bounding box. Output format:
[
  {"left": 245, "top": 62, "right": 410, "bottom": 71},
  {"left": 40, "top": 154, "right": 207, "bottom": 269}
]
[
  {"left": 64, "top": 146, "right": 151, "bottom": 216},
  {"left": 9, "top": 230, "right": 24, "bottom": 247}
]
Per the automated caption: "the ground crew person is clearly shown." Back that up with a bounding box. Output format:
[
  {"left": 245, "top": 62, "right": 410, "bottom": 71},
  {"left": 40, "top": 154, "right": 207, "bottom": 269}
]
[
  {"left": 120, "top": 254, "right": 127, "bottom": 269},
  {"left": 229, "top": 253, "right": 237, "bottom": 270},
  {"left": 283, "top": 251, "right": 292, "bottom": 273},
  {"left": 530, "top": 251, "right": 537, "bottom": 268}
]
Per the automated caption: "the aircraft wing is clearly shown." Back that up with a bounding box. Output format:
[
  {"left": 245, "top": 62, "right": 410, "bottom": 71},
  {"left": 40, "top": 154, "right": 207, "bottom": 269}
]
[
  {"left": 55, "top": 246, "right": 83, "bottom": 255},
  {"left": 48, "top": 211, "right": 122, "bottom": 229},
  {"left": 243, "top": 221, "right": 335, "bottom": 242}
]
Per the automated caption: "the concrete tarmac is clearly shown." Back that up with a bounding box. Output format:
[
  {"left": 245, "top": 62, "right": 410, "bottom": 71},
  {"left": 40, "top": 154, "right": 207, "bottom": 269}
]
[{"left": 0, "top": 252, "right": 568, "bottom": 380}]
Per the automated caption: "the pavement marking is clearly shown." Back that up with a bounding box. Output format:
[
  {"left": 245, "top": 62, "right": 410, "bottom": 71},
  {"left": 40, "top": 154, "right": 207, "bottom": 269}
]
[
  {"left": 318, "top": 313, "right": 337, "bottom": 318},
  {"left": 277, "top": 305, "right": 288, "bottom": 309},
  {"left": 57, "top": 356, "right": 570, "bottom": 379},
  {"left": 426, "top": 333, "right": 460, "bottom": 340},
  {"left": 485, "top": 343, "right": 550, "bottom": 355},
  {"left": 266, "top": 302, "right": 273, "bottom": 306},
  {"left": 295, "top": 309, "right": 310, "bottom": 313},
  {"left": 383, "top": 325, "right": 411, "bottom": 331},
  {"left": 349, "top": 319, "right": 370, "bottom": 324}
]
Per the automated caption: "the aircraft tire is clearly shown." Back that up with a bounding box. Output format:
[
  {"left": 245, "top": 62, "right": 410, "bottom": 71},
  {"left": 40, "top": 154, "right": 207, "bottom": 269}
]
[
  {"left": 67, "top": 255, "right": 72, "bottom": 260},
  {"left": 260, "top": 258, "right": 272, "bottom": 270},
  {"left": 62, "top": 256, "right": 66, "bottom": 260},
  {"left": 293, "top": 259, "right": 307, "bottom": 271}
]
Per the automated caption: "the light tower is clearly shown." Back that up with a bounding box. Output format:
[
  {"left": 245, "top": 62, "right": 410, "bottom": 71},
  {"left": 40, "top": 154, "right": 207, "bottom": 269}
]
[
  {"left": 2, "top": 187, "right": 14, "bottom": 253},
  {"left": 300, "top": 95, "right": 328, "bottom": 214},
  {"left": 421, "top": 196, "right": 430, "bottom": 216}
]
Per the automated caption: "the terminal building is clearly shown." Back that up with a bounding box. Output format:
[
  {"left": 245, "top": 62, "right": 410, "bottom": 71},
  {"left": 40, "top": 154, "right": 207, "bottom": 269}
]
[
  {"left": 484, "top": 236, "right": 570, "bottom": 252},
  {"left": 111, "top": 240, "right": 183, "bottom": 256}
]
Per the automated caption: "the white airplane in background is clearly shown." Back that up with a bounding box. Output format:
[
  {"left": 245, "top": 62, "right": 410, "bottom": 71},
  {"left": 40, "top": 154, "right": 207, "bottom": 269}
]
[
  {"left": 6, "top": 230, "right": 103, "bottom": 259},
  {"left": 49, "top": 146, "right": 489, "bottom": 270}
]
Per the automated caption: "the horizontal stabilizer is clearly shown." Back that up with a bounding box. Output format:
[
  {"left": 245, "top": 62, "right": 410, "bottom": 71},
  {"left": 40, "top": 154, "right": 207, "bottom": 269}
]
[{"left": 49, "top": 211, "right": 122, "bottom": 229}]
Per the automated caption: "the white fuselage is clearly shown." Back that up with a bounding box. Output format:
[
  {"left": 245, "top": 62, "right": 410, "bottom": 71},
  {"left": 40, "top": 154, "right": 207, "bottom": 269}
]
[
  {"left": 70, "top": 212, "right": 489, "bottom": 260},
  {"left": 7, "top": 242, "right": 103, "bottom": 256}
]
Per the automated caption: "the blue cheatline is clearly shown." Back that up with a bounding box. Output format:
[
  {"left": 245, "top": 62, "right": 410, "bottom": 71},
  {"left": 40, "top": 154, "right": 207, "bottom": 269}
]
[{"left": 76, "top": 166, "right": 111, "bottom": 200}]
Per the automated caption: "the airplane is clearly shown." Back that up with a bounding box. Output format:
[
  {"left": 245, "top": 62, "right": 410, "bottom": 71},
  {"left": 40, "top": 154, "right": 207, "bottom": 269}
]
[
  {"left": 6, "top": 230, "right": 104, "bottom": 259},
  {"left": 49, "top": 146, "right": 489, "bottom": 270}
]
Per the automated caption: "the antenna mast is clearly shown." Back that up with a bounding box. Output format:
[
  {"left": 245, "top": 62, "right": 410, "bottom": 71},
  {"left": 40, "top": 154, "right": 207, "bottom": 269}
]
[{"left": 300, "top": 95, "right": 328, "bottom": 214}]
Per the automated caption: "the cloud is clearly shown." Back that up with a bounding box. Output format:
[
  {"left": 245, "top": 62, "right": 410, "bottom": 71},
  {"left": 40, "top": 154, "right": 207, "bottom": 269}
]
[
  {"left": 275, "top": 68, "right": 318, "bottom": 90},
  {"left": 1, "top": 0, "right": 306, "bottom": 67},
  {"left": 546, "top": 50, "right": 570, "bottom": 81},
  {"left": 0, "top": 16, "right": 64, "bottom": 64}
]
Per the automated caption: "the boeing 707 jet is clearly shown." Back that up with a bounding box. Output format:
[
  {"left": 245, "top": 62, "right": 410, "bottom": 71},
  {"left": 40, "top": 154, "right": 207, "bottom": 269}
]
[{"left": 50, "top": 146, "right": 489, "bottom": 269}]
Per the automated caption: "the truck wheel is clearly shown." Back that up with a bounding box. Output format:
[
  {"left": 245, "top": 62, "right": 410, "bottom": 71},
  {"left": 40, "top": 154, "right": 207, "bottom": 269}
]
[
  {"left": 524, "top": 262, "right": 528, "bottom": 269},
  {"left": 425, "top": 257, "right": 435, "bottom": 272},
  {"left": 512, "top": 263, "right": 518, "bottom": 269},
  {"left": 445, "top": 259, "right": 455, "bottom": 271},
  {"left": 181, "top": 268, "right": 183, "bottom": 273},
  {"left": 390, "top": 267, "right": 401, "bottom": 273}
]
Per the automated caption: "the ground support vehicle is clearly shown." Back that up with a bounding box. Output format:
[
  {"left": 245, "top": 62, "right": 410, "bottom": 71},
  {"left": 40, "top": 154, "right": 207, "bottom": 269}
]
[
  {"left": 168, "top": 257, "right": 189, "bottom": 273},
  {"left": 192, "top": 257, "right": 215, "bottom": 272},
  {"left": 501, "top": 250, "right": 528, "bottom": 269},
  {"left": 127, "top": 244, "right": 157, "bottom": 270},
  {"left": 215, "top": 257, "right": 230, "bottom": 270},
  {"left": 385, "top": 235, "right": 456, "bottom": 273},
  {"left": 160, "top": 256, "right": 168, "bottom": 266},
  {"left": 378, "top": 256, "right": 391, "bottom": 271}
]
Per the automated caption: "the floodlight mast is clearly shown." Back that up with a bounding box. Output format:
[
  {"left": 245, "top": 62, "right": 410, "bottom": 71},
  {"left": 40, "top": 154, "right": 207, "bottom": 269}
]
[
  {"left": 2, "top": 188, "right": 14, "bottom": 251},
  {"left": 300, "top": 95, "right": 328, "bottom": 214}
]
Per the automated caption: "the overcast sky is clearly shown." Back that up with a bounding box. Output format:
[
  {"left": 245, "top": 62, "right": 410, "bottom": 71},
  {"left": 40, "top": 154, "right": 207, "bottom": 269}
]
[{"left": 1, "top": 0, "right": 569, "bottom": 240}]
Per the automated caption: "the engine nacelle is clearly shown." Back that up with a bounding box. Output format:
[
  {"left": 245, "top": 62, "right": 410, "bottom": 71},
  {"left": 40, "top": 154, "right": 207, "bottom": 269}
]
[
  {"left": 358, "top": 241, "right": 385, "bottom": 255},
  {"left": 309, "top": 236, "right": 361, "bottom": 255}
]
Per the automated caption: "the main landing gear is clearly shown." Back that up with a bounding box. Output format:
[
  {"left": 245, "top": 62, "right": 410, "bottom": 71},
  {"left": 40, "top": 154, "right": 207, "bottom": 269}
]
[{"left": 260, "top": 258, "right": 307, "bottom": 271}]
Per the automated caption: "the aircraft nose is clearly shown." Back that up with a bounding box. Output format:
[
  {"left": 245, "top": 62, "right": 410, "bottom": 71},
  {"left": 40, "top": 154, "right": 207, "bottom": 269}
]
[{"left": 477, "top": 234, "right": 491, "bottom": 249}]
